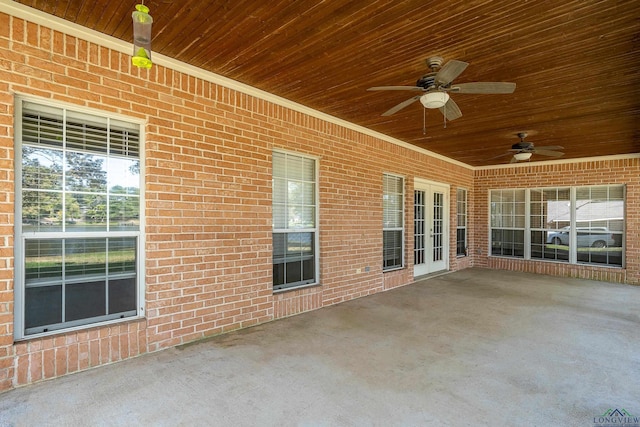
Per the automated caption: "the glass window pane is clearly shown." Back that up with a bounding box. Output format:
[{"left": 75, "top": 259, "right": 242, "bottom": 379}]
[
  {"left": 66, "top": 239, "right": 106, "bottom": 278},
  {"left": 302, "top": 158, "right": 315, "bottom": 181},
  {"left": 273, "top": 263, "right": 284, "bottom": 287},
  {"left": 108, "top": 157, "right": 140, "bottom": 195},
  {"left": 287, "top": 155, "right": 304, "bottom": 181},
  {"left": 66, "top": 281, "right": 106, "bottom": 321},
  {"left": 383, "top": 230, "right": 403, "bottom": 269},
  {"left": 300, "top": 206, "right": 315, "bottom": 228},
  {"left": 288, "top": 181, "right": 303, "bottom": 204},
  {"left": 65, "top": 111, "right": 108, "bottom": 154},
  {"left": 22, "top": 103, "right": 64, "bottom": 148},
  {"left": 25, "top": 285, "right": 62, "bottom": 328},
  {"left": 67, "top": 193, "right": 108, "bottom": 231},
  {"left": 25, "top": 239, "right": 63, "bottom": 283},
  {"left": 285, "top": 261, "right": 302, "bottom": 284},
  {"left": 272, "top": 152, "right": 285, "bottom": 178},
  {"left": 22, "top": 147, "right": 63, "bottom": 190},
  {"left": 302, "top": 257, "right": 315, "bottom": 281},
  {"left": 108, "top": 238, "right": 137, "bottom": 275},
  {"left": 273, "top": 178, "right": 287, "bottom": 204},
  {"left": 303, "top": 182, "right": 315, "bottom": 205},
  {"left": 109, "top": 196, "right": 140, "bottom": 231},
  {"left": 22, "top": 191, "right": 63, "bottom": 232},
  {"left": 109, "top": 120, "right": 140, "bottom": 158},
  {"left": 109, "top": 278, "right": 137, "bottom": 313},
  {"left": 65, "top": 152, "right": 108, "bottom": 193},
  {"left": 273, "top": 233, "right": 286, "bottom": 259},
  {"left": 273, "top": 204, "right": 287, "bottom": 229}
]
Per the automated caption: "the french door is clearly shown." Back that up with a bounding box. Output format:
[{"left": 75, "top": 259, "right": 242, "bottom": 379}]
[{"left": 414, "top": 180, "right": 449, "bottom": 277}]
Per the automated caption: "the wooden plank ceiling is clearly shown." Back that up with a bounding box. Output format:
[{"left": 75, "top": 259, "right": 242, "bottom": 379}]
[{"left": 12, "top": 0, "right": 640, "bottom": 166}]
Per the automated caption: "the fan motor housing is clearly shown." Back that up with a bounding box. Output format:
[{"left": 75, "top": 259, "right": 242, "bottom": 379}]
[
  {"left": 416, "top": 74, "right": 436, "bottom": 89},
  {"left": 512, "top": 142, "right": 533, "bottom": 150}
]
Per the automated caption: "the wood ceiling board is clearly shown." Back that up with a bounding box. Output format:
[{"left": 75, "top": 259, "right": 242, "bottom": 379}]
[{"left": 10, "top": 0, "right": 640, "bottom": 166}]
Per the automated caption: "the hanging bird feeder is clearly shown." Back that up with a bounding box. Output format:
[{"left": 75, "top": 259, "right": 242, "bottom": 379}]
[{"left": 131, "top": 4, "right": 153, "bottom": 69}]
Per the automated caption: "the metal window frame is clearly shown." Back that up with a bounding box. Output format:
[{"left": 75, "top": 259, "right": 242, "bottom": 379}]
[
  {"left": 272, "top": 149, "right": 320, "bottom": 291},
  {"left": 456, "top": 188, "right": 467, "bottom": 256},
  {"left": 488, "top": 185, "right": 625, "bottom": 268},
  {"left": 383, "top": 173, "right": 405, "bottom": 271},
  {"left": 14, "top": 95, "right": 146, "bottom": 340}
]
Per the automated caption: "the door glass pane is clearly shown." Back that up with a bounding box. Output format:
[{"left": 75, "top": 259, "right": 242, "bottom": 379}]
[
  {"left": 432, "top": 192, "right": 443, "bottom": 262},
  {"left": 414, "top": 190, "right": 425, "bottom": 265}
]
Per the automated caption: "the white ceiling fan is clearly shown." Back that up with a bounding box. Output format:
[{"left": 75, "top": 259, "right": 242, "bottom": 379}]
[
  {"left": 504, "top": 132, "right": 565, "bottom": 163},
  {"left": 367, "top": 56, "right": 516, "bottom": 120}
]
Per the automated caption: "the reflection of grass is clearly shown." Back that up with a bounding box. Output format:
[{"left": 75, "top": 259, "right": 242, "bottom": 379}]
[
  {"left": 546, "top": 244, "right": 622, "bottom": 253},
  {"left": 26, "top": 250, "right": 135, "bottom": 276}
]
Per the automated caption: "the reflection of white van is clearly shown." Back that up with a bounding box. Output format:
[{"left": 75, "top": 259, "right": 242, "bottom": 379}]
[{"left": 547, "top": 227, "right": 615, "bottom": 248}]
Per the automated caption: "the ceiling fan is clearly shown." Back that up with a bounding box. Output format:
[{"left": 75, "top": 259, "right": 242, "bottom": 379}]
[
  {"left": 367, "top": 56, "right": 516, "bottom": 119},
  {"left": 504, "top": 132, "right": 565, "bottom": 163}
]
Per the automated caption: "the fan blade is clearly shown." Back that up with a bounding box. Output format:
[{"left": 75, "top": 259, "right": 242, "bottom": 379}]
[
  {"left": 534, "top": 149, "right": 564, "bottom": 157},
  {"left": 533, "top": 145, "right": 564, "bottom": 151},
  {"left": 367, "top": 86, "right": 423, "bottom": 91},
  {"left": 381, "top": 95, "right": 421, "bottom": 116},
  {"left": 438, "top": 98, "right": 462, "bottom": 121},
  {"left": 451, "top": 82, "right": 516, "bottom": 94},
  {"left": 435, "top": 60, "right": 468, "bottom": 85},
  {"left": 487, "top": 152, "right": 513, "bottom": 160}
]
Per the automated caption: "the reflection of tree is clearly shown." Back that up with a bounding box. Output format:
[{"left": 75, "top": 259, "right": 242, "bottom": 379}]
[
  {"left": 65, "top": 153, "right": 107, "bottom": 224},
  {"left": 22, "top": 149, "right": 139, "bottom": 225},
  {"left": 66, "top": 153, "right": 107, "bottom": 191},
  {"left": 109, "top": 193, "right": 139, "bottom": 221},
  {"left": 22, "top": 147, "right": 62, "bottom": 222},
  {"left": 65, "top": 194, "right": 81, "bottom": 221}
]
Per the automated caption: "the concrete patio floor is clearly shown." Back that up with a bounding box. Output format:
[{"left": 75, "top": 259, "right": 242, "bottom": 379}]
[{"left": 1, "top": 268, "right": 639, "bottom": 426}]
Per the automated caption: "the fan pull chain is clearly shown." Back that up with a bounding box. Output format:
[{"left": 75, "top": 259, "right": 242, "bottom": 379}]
[
  {"left": 443, "top": 106, "right": 447, "bottom": 128},
  {"left": 423, "top": 108, "right": 426, "bottom": 135}
]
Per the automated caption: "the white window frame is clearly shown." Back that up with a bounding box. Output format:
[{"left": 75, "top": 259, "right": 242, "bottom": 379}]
[
  {"left": 489, "top": 185, "right": 625, "bottom": 268},
  {"left": 489, "top": 189, "right": 526, "bottom": 258},
  {"left": 456, "top": 188, "right": 467, "bottom": 257},
  {"left": 272, "top": 150, "right": 320, "bottom": 292},
  {"left": 383, "top": 173, "right": 405, "bottom": 271},
  {"left": 14, "top": 96, "right": 146, "bottom": 340}
]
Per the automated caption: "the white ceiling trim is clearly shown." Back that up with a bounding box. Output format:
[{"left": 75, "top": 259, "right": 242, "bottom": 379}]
[{"left": 474, "top": 153, "right": 640, "bottom": 171}]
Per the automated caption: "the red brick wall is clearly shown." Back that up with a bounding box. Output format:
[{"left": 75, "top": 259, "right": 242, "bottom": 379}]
[
  {"left": 473, "top": 159, "right": 640, "bottom": 285},
  {"left": 0, "top": 12, "right": 474, "bottom": 390}
]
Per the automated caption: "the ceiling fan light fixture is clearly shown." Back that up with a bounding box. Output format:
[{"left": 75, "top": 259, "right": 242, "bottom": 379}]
[
  {"left": 513, "top": 152, "right": 532, "bottom": 161},
  {"left": 420, "top": 92, "right": 449, "bottom": 109}
]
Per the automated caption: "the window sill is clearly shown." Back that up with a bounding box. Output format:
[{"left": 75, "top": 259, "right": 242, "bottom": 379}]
[
  {"left": 273, "top": 282, "right": 321, "bottom": 294},
  {"left": 15, "top": 315, "right": 146, "bottom": 343}
]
